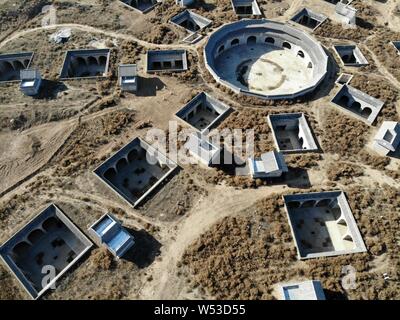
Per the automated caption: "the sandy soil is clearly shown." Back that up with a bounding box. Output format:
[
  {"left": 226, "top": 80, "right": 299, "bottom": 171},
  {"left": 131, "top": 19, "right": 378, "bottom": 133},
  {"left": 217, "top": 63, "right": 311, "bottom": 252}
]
[{"left": 0, "top": 0, "right": 399, "bottom": 300}]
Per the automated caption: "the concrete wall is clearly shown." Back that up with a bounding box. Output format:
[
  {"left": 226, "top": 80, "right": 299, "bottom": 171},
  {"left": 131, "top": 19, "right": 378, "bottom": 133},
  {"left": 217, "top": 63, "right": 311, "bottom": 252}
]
[{"left": 204, "top": 19, "right": 328, "bottom": 100}]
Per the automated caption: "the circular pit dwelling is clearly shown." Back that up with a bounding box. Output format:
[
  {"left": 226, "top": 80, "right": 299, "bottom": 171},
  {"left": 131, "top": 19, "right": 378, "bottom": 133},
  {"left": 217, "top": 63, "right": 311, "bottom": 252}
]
[{"left": 204, "top": 19, "right": 329, "bottom": 100}]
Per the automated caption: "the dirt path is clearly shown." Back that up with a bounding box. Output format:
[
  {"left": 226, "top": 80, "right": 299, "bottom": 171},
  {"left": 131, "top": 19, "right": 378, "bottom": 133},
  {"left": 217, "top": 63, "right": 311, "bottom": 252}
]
[
  {"left": 0, "top": 23, "right": 195, "bottom": 51},
  {"left": 138, "top": 185, "right": 288, "bottom": 299}
]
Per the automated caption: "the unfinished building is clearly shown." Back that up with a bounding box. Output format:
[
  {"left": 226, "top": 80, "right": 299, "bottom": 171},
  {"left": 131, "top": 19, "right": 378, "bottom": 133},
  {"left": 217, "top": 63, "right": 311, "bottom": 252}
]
[
  {"left": 146, "top": 50, "right": 188, "bottom": 73},
  {"left": 231, "top": 0, "right": 261, "bottom": 17},
  {"left": 373, "top": 121, "right": 400, "bottom": 156},
  {"left": 59, "top": 49, "right": 111, "bottom": 79},
  {"left": 170, "top": 10, "right": 212, "bottom": 33},
  {"left": 88, "top": 213, "right": 135, "bottom": 259},
  {"left": 20, "top": 69, "right": 42, "bottom": 96},
  {"left": 184, "top": 132, "right": 222, "bottom": 167},
  {"left": 175, "top": 92, "right": 231, "bottom": 133},
  {"left": 0, "top": 204, "right": 93, "bottom": 299},
  {"left": 331, "top": 84, "right": 384, "bottom": 125},
  {"left": 268, "top": 113, "right": 318, "bottom": 153},
  {"left": 0, "top": 52, "right": 33, "bottom": 82},
  {"left": 283, "top": 191, "right": 367, "bottom": 260},
  {"left": 118, "top": 64, "right": 138, "bottom": 93},
  {"left": 248, "top": 150, "right": 288, "bottom": 179},
  {"left": 278, "top": 280, "right": 326, "bottom": 300},
  {"left": 204, "top": 19, "right": 328, "bottom": 100},
  {"left": 94, "top": 137, "right": 178, "bottom": 208},
  {"left": 119, "top": 0, "right": 159, "bottom": 14},
  {"left": 333, "top": 45, "right": 368, "bottom": 67},
  {"left": 290, "top": 8, "right": 327, "bottom": 31}
]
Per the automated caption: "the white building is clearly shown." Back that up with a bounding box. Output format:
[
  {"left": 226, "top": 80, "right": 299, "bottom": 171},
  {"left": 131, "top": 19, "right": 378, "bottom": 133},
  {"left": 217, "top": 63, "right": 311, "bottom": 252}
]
[
  {"left": 279, "top": 280, "right": 326, "bottom": 300},
  {"left": 20, "top": 69, "right": 42, "bottom": 96},
  {"left": 184, "top": 132, "right": 221, "bottom": 167},
  {"left": 89, "top": 213, "right": 135, "bottom": 259},
  {"left": 373, "top": 121, "right": 400, "bottom": 156},
  {"left": 335, "top": 2, "right": 357, "bottom": 26},
  {"left": 248, "top": 150, "right": 288, "bottom": 179},
  {"left": 118, "top": 64, "right": 138, "bottom": 93}
]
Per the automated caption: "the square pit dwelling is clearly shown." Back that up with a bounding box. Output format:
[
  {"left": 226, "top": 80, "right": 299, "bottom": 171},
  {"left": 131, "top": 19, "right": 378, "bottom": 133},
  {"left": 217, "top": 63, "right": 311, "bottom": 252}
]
[
  {"left": 283, "top": 191, "right": 366, "bottom": 260},
  {"left": 170, "top": 10, "right": 212, "bottom": 33},
  {"left": 290, "top": 8, "right": 327, "bottom": 31},
  {"left": 331, "top": 84, "right": 384, "bottom": 125},
  {"left": 333, "top": 44, "right": 369, "bottom": 67},
  {"left": 60, "top": 49, "right": 111, "bottom": 79},
  {"left": 231, "top": 0, "right": 262, "bottom": 17},
  {"left": 94, "top": 137, "right": 178, "bottom": 208},
  {"left": 176, "top": 92, "right": 231, "bottom": 133},
  {"left": 146, "top": 50, "right": 188, "bottom": 73},
  {"left": 0, "top": 204, "right": 92, "bottom": 299},
  {"left": 268, "top": 113, "right": 318, "bottom": 153},
  {"left": 0, "top": 52, "right": 33, "bottom": 82}
]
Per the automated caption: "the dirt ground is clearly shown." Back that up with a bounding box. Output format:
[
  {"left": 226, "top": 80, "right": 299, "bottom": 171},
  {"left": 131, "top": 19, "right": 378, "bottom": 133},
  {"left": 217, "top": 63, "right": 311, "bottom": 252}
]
[{"left": 0, "top": 0, "right": 399, "bottom": 300}]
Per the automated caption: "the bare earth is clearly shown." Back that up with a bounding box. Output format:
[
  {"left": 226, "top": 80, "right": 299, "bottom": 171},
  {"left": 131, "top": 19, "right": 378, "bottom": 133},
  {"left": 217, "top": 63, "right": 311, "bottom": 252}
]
[{"left": 0, "top": 0, "right": 399, "bottom": 300}]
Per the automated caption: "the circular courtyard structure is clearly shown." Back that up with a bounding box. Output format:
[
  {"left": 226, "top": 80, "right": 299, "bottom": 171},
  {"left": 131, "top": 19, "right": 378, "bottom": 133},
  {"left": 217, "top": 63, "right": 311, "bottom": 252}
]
[{"left": 204, "top": 19, "right": 329, "bottom": 100}]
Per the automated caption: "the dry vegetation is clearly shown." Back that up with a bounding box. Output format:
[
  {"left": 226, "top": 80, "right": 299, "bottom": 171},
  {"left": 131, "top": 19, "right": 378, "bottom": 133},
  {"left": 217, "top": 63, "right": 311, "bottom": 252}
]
[
  {"left": 366, "top": 29, "right": 400, "bottom": 82},
  {"left": 182, "top": 187, "right": 400, "bottom": 300},
  {"left": 53, "top": 109, "right": 136, "bottom": 177}
]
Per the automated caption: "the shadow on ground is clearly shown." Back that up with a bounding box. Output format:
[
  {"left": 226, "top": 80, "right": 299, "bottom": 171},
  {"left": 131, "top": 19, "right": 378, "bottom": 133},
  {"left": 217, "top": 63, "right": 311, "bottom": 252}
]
[
  {"left": 122, "top": 228, "right": 162, "bottom": 268},
  {"left": 136, "top": 77, "right": 166, "bottom": 97}
]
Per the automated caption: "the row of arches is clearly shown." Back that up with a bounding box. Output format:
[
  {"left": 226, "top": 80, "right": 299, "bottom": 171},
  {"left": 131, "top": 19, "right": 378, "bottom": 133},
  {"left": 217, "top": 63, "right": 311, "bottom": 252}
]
[
  {"left": 70, "top": 55, "right": 108, "bottom": 67},
  {"left": 216, "top": 35, "right": 309, "bottom": 63},
  {"left": 11, "top": 216, "right": 62, "bottom": 258},
  {"left": 337, "top": 95, "right": 373, "bottom": 119},
  {"left": 0, "top": 59, "right": 31, "bottom": 81},
  {"left": 66, "top": 55, "right": 108, "bottom": 78},
  {"left": 103, "top": 147, "right": 146, "bottom": 182}
]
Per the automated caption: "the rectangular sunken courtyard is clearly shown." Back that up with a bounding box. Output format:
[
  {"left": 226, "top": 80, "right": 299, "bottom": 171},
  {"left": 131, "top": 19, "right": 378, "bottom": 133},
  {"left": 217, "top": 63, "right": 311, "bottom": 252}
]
[
  {"left": 119, "top": 0, "right": 159, "bottom": 14},
  {"left": 60, "top": 49, "right": 111, "bottom": 79},
  {"left": 268, "top": 113, "right": 318, "bottom": 153},
  {"left": 94, "top": 137, "right": 178, "bottom": 208},
  {"left": 333, "top": 45, "right": 369, "bottom": 67},
  {"left": 175, "top": 92, "right": 231, "bottom": 132},
  {"left": 146, "top": 50, "right": 188, "bottom": 73},
  {"left": 290, "top": 8, "right": 327, "bottom": 31},
  {"left": 331, "top": 84, "right": 384, "bottom": 125},
  {"left": 0, "top": 52, "right": 33, "bottom": 82},
  {"left": 231, "top": 0, "right": 262, "bottom": 17},
  {"left": 170, "top": 10, "right": 212, "bottom": 33},
  {"left": 0, "top": 204, "right": 92, "bottom": 299},
  {"left": 283, "top": 191, "right": 366, "bottom": 260}
]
